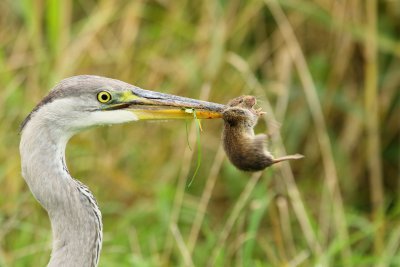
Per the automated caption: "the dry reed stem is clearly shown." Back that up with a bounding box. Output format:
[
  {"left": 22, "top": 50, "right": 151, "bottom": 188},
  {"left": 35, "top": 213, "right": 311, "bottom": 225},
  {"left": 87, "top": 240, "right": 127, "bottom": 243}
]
[
  {"left": 170, "top": 223, "right": 195, "bottom": 267},
  {"left": 258, "top": 235, "right": 281, "bottom": 265},
  {"left": 57, "top": 1, "right": 116, "bottom": 77},
  {"left": 289, "top": 250, "right": 310, "bottom": 266},
  {"left": 187, "top": 145, "right": 225, "bottom": 253},
  {"left": 206, "top": 172, "right": 263, "bottom": 267},
  {"left": 377, "top": 224, "right": 400, "bottom": 267},
  {"left": 364, "top": 0, "right": 385, "bottom": 256},
  {"left": 265, "top": 0, "right": 352, "bottom": 264},
  {"left": 128, "top": 228, "right": 143, "bottom": 259},
  {"left": 325, "top": 0, "right": 356, "bottom": 114},
  {"left": 270, "top": 198, "right": 289, "bottom": 263},
  {"left": 276, "top": 196, "right": 297, "bottom": 259}
]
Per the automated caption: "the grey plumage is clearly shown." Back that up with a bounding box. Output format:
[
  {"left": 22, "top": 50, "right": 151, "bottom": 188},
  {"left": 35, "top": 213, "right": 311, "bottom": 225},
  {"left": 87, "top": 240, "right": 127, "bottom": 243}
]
[
  {"left": 20, "top": 75, "right": 224, "bottom": 266},
  {"left": 21, "top": 75, "right": 135, "bottom": 130},
  {"left": 20, "top": 91, "right": 105, "bottom": 266}
]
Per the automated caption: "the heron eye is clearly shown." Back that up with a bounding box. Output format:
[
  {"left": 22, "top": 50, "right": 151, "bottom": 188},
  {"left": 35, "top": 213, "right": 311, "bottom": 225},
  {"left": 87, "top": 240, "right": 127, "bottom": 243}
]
[{"left": 97, "top": 91, "right": 112, "bottom": 103}]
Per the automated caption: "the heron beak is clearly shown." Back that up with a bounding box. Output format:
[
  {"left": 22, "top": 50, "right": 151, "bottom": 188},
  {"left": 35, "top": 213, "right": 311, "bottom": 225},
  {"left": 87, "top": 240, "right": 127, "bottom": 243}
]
[{"left": 109, "top": 88, "right": 226, "bottom": 120}]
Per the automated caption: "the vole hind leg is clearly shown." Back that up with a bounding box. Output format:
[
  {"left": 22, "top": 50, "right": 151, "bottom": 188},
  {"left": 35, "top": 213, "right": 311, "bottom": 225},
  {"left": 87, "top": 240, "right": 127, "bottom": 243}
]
[
  {"left": 253, "top": 133, "right": 268, "bottom": 145},
  {"left": 253, "top": 133, "right": 274, "bottom": 159},
  {"left": 266, "top": 119, "right": 281, "bottom": 139},
  {"left": 253, "top": 133, "right": 303, "bottom": 164}
]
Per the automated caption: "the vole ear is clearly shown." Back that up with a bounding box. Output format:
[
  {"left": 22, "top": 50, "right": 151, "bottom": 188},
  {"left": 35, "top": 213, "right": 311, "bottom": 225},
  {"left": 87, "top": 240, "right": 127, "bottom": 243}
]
[{"left": 227, "top": 96, "right": 245, "bottom": 107}]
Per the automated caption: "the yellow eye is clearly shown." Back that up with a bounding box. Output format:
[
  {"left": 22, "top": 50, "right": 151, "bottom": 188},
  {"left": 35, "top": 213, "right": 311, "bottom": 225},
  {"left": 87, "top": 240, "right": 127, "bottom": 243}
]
[{"left": 97, "top": 91, "right": 112, "bottom": 103}]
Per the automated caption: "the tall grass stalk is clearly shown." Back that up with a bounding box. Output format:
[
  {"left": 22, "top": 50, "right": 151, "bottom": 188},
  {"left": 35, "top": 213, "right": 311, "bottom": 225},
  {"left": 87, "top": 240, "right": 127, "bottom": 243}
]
[
  {"left": 265, "top": 0, "right": 352, "bottom": 265},
  {"left": 364, "top": 0, "right": 385, "bottom": 257}
]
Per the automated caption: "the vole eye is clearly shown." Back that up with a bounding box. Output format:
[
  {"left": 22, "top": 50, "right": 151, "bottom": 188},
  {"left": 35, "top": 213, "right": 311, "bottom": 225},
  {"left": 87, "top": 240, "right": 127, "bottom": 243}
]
[{"left": 97, "top": 91, "right": 112, "bottom": 103}]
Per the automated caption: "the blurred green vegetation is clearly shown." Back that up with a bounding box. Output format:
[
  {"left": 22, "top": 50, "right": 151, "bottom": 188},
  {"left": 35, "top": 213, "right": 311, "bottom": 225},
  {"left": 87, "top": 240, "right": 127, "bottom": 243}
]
[{"left": 0, "top": 0, "right": 399, "bottom": 266}]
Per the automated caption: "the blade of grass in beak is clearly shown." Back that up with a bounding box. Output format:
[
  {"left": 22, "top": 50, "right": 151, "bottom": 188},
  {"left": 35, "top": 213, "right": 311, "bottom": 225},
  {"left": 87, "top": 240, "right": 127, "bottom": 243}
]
[
  {"left": 185, "top": 120, "right": 192, "bottom": 151},
  {"left": 187, "top": 110, "right": 202, "bottom": 188}
]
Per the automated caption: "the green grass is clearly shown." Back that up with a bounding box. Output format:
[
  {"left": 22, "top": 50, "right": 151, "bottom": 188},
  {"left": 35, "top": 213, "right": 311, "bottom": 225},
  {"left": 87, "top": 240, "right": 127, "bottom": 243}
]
[{"left": 0, "top": 0, "right": 399, "bottom": 266}]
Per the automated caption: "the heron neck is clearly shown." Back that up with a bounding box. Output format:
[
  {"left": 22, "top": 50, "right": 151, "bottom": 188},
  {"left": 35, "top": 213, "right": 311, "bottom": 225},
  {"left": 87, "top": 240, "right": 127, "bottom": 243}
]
[{"left": 20, "top": 122, "right": 102, "bottom": 267}]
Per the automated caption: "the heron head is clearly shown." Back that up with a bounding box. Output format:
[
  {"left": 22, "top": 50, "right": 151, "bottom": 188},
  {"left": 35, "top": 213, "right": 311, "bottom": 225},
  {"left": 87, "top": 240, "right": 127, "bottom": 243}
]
[{"left": 21, "top": 75, "right": 225, "bottom": 135}]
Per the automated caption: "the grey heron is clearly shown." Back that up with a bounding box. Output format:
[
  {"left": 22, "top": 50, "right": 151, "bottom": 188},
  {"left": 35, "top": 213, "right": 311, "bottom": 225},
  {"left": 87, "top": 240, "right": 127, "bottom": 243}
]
[{"left": 20, "top": 75, "right": 225, "bottom": 266}]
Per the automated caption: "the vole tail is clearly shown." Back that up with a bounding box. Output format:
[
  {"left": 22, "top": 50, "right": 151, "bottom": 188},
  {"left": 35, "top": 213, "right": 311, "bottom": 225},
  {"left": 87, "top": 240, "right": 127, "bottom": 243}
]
[{"left": 272, "top": 154, "right": 304, "bottom": 163}]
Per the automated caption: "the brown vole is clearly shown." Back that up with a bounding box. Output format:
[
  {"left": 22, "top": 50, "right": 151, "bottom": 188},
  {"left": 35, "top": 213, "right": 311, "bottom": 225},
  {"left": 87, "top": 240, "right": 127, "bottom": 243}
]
[{"left": 222, "top": 95, "right": 303, "bottom": 172}]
